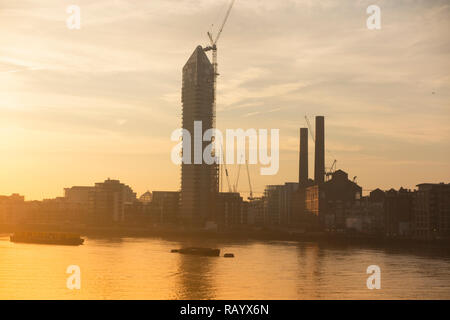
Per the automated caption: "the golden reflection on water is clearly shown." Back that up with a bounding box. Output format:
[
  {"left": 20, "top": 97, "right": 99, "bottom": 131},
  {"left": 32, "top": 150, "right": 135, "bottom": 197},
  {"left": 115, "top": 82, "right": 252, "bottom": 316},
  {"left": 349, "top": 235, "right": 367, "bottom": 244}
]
[{"left": 1, "top": 235, "right": 449, "bottom": 300}]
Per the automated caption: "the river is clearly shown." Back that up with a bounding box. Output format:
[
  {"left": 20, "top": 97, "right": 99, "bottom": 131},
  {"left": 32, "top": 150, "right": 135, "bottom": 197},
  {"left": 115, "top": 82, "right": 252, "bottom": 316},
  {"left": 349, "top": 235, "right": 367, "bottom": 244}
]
[{"left": 1, "top": 234, "right": 449, "bottom": 299}]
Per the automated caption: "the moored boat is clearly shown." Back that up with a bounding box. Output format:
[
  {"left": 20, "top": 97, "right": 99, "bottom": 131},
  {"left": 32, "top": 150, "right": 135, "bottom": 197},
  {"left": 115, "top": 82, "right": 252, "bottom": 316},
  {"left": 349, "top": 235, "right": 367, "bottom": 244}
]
[
  {"left": 10, "top": 231, "right": 84, "bottom": 246},
  {"left": 174, "top": 247, "right": 220, "bottom": 257}
]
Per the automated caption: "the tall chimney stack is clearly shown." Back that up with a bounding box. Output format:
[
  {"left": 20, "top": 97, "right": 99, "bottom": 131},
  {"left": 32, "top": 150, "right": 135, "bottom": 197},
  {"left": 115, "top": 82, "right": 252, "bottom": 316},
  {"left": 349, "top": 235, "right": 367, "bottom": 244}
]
[
  {"left": 299, "top": 128, "right": 309, "bottom": 185},
  {"left": 314, "top": 116, "right": 325, "bottom": 184}
]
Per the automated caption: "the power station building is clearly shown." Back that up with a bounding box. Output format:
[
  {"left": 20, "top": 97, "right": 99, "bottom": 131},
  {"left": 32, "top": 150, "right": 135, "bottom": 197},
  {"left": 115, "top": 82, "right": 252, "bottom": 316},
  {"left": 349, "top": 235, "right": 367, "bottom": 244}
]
[
  {"left": 292, "top": 117, "right": 363, "bottom": 230},
  {"left": 180, "top": 46, "right": 219, "bottom": 226}
]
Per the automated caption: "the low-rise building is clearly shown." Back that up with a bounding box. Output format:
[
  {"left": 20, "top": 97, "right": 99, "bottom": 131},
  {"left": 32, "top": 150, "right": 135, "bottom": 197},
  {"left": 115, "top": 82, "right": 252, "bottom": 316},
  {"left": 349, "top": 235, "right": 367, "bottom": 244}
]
[
  {"left": 247, "top": 197, "right": 265, "bottom": 226},
  {"left": 304, "top": 170, "right": 362, "bottom": 230},
  {"left": 152, "top": 191, "right": 180, "bottom": 224},
  {"left": 88, "top": 179, "right": 136, "bottom": 225},
  {"left": 413, "top": 183, "right": 450, "bottom": 240},
  {"left": 215, "top": 192, "right": 246, "bottom": 228},
  {"left": 384, "top": 188, "right": 414, "bottom": 237},
  {"left": 264, "top": 183, "right": 299, "bottom": 226}
]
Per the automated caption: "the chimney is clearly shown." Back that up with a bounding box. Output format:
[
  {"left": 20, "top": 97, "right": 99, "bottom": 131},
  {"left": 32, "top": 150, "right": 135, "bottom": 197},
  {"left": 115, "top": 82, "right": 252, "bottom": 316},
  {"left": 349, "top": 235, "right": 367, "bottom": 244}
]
[
  {"left": 314, "top": 116, "right": 325, "bottom": 184},
  {"left": 299, "top": 128, "right": 309, "bottom": 185}
]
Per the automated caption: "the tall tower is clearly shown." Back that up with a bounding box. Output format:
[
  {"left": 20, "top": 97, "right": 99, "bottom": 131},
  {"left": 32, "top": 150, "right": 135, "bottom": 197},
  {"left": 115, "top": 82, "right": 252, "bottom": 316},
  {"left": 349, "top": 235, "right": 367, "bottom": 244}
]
[
  {"left": 314, "top": 116, "right": 325, "bottom": 184},
  {"left": 299, "top": 128, "right": 309, "bottom": 185},
  {"left": 180, "top": 46, "right": 218, "bottom": 226}
]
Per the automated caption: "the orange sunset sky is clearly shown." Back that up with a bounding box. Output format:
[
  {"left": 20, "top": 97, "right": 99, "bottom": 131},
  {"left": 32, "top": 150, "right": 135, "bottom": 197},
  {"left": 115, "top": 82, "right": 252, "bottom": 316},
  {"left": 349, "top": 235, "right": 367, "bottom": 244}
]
[{"left": 0, "top": 0, "right": 449, "bottom": 200}]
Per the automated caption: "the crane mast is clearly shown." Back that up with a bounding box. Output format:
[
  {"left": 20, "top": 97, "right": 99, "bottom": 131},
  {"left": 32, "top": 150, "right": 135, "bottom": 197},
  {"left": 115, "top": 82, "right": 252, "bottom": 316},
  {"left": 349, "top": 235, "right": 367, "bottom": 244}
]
[
  {"left": 204, "top": 0, "right": 236, "bottom": 122},
  {"left": 219, "top": 142, "right": 233, "bottom": 193},
  {"left": 305, "top": 115, "right": 315, "bottom": 143},
  {"left": 204, "top": 0, "right": 236, "bottom": 192},
  {"left": 233, "top": 155, "right": 244, "bottom": 193},
  {"left": 245, "top": 160, "right": 254, "bottom": 200}
]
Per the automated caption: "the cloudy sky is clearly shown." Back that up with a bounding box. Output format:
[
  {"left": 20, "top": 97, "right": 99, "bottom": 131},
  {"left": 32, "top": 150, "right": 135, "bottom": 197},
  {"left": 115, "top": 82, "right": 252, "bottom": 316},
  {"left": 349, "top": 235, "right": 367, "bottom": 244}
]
[{"left": 0, "top": 0, "right": 449, "bottom": 200}]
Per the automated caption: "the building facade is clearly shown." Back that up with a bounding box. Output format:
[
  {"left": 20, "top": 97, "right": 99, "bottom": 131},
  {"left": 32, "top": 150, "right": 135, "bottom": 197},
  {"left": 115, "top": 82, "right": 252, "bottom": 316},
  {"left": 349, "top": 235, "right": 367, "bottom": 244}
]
[
  {"left": 414, "top": 183, "right": 450, "bottom": 240},
  {"left": 180, "top": 45, "right": 218, "bottom": 226},
  {"left": 88, "top": 179, "right": 136, "bottom": 225},
  {"left": 384, "top": 188, "right": 414, "bottom": 237},
  {"left": 152, "top": 191, "right": 180, "bottom": 224},
  {"left": 304, "top": 170, "right": 362, "bottom": 230},
  {"left": 215, "top": 192, "right": 246, "bottom": 228}
]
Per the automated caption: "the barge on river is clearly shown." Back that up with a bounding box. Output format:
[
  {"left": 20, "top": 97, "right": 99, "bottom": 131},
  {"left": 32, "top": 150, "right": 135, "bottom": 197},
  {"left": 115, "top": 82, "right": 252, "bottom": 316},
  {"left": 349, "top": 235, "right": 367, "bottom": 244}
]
[{"left": 10, "top": 231, "right": 84, "bottom": 246}]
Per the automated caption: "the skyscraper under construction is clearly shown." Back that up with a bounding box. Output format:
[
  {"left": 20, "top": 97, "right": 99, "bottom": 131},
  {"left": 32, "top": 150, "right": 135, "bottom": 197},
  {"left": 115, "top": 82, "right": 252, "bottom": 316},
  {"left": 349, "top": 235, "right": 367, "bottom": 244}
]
[{"left": 180, "top": 46, "right": 219, "bottom": 226}]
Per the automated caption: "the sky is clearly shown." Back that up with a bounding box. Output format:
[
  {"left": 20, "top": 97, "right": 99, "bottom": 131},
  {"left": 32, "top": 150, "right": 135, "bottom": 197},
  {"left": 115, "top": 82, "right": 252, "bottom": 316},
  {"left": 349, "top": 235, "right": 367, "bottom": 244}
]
[{"left": 0, "top": 0, "right": 449, "bottom": 200}]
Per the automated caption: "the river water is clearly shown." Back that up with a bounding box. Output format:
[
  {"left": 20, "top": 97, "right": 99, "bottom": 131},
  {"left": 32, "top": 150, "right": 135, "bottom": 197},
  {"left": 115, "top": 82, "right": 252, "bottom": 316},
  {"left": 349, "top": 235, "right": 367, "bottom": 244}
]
[{"left": 1, "top": 234, "right": 449, "bottom": 299}]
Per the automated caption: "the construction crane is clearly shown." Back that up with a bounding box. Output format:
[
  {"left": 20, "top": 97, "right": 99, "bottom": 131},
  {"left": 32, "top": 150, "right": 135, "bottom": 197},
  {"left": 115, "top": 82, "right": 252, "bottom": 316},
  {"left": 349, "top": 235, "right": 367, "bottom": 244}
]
[
  {"left": 233, "top": 158, "right": 242, "bottom": 193},
  {"left": 223, "top": 162, "right": 232, "bottom": 193},
  {"left": 204, "top": 0, "right": 236, "bottom": 193},
  {"left": 245, "top": 160, "right": 254, "bottom": 200},
  {"left": 326, "top": 159, "right": 337, "bottom": 181},
  {"left": 305, "top": 115, "right": 315, "bottom": 143},
  {"left": 232, "top": 157, "right": 255, "bottom": 199},
  {"left": 219, "top": 142, "right": 233, "bottom": 193},
  {"left": 204, "top": 0, "right": 235, "bottom": 114},
  {"left": 232, "top": 155, "right": 243, "bottom": 193},
  {"left": 206, "top": 0, "right": 235, "bottom": 143}
]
